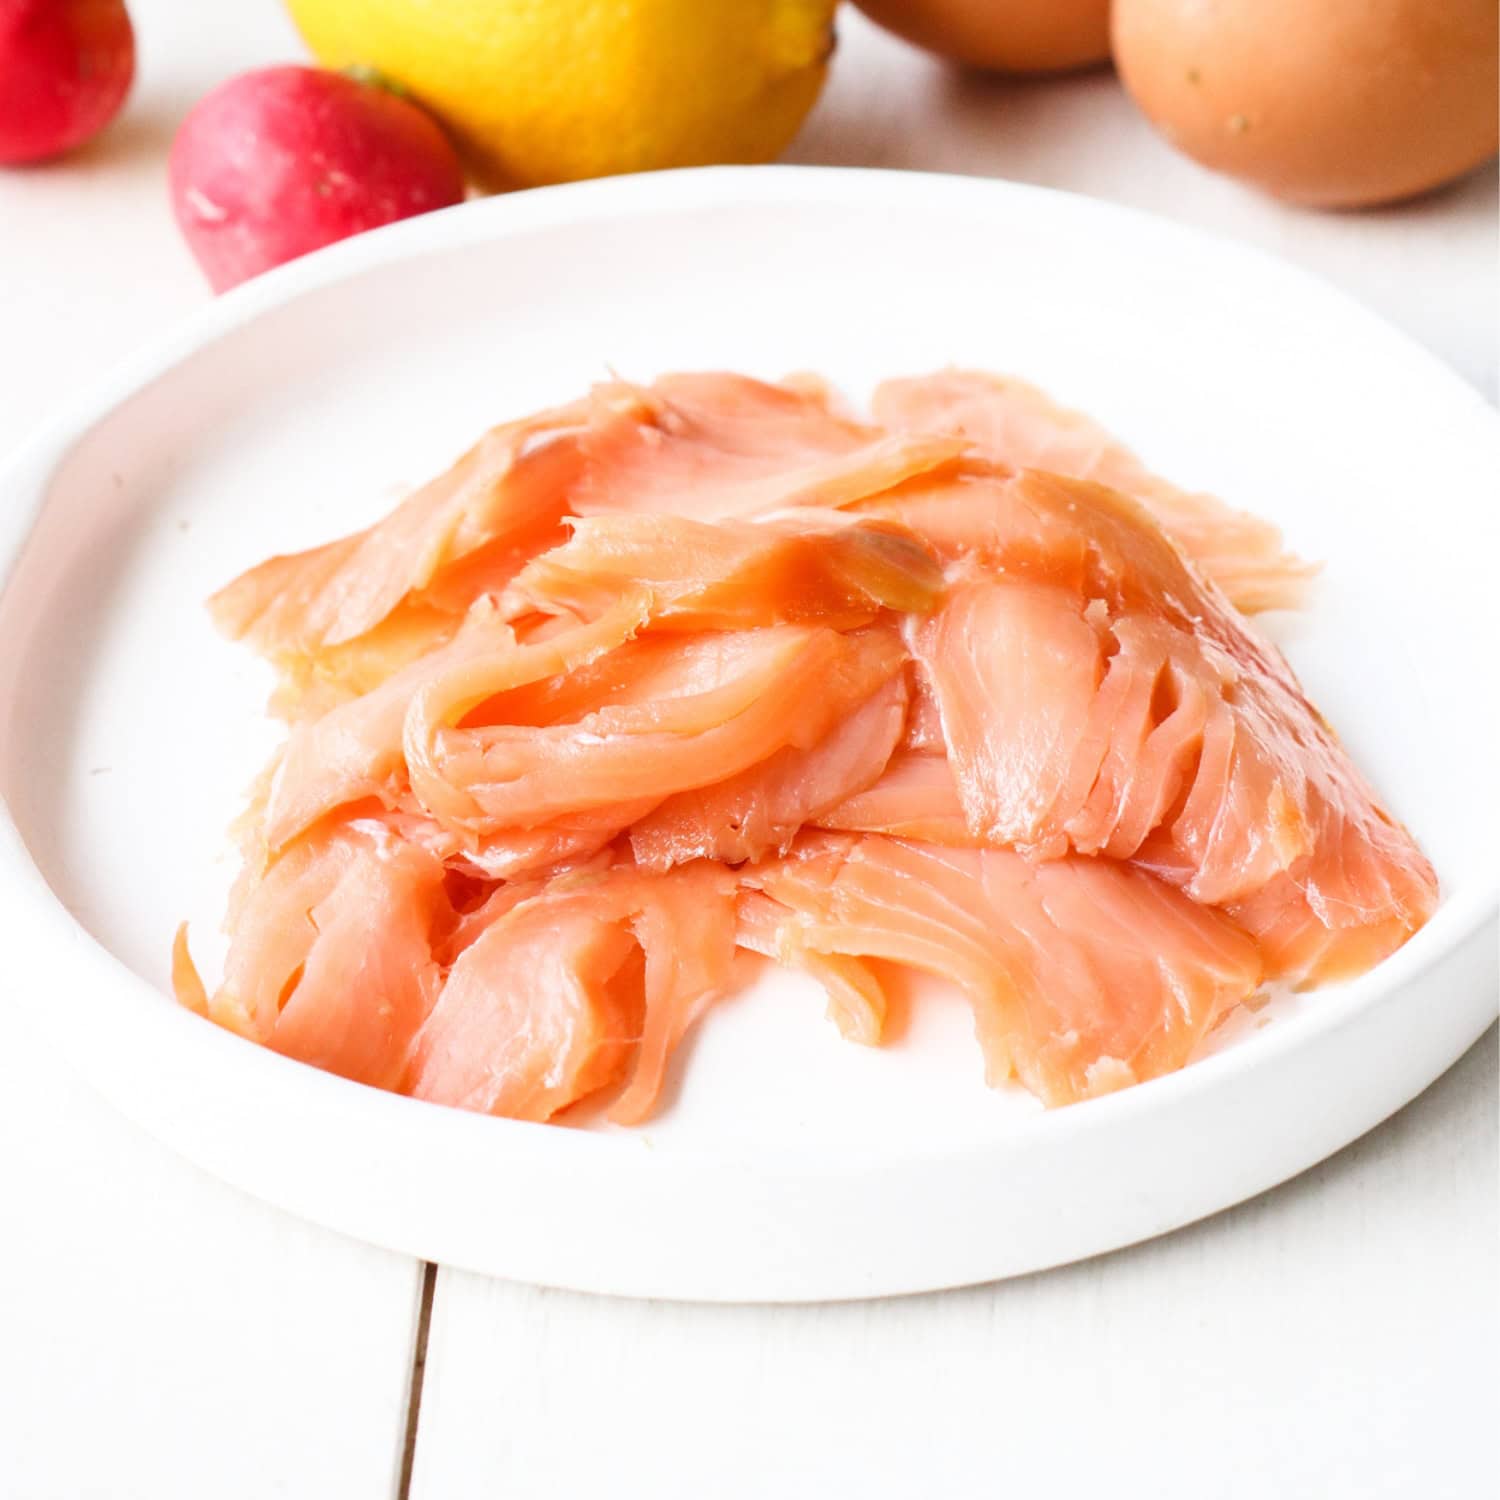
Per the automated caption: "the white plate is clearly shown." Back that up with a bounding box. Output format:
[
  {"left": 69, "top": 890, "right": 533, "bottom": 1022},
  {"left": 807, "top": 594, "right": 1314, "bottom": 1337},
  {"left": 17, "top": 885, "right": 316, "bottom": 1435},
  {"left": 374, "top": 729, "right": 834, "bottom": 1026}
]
[{"left": 0, "top": 167, "right": 1495, "bottom": 1302}]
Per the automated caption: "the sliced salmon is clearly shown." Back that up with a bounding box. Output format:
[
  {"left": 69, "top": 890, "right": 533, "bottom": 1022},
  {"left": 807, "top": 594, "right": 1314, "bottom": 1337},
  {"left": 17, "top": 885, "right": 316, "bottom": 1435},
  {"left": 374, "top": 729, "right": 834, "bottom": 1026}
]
[
  {"left": 501, "top": 511, "right": 944, "bottom": 630},
  {"left": 405, "top": 624, "right": 907, "bottom": 838},
  {"left": 903, "top": 664, "right": 947, "bottom": 751},
  {"left": 1221, "top": 790, "right": 1440, "bottom": 986},
  {"left": 379, "top": 794, "right": 653, "bottom": 882},
  {"left": 735, "top": 889, "right": 888, "bottom": 1045},
  {"left": 210, "top": 403, "right": 589, "bottom": 706},
  {"left": 632, "top": 670, "right": 910, "bottom": 870},
  {"left": 874, "top": 369, "right": 1315, "bottom": 613},
  {"left": 606, "top": 862, "right": 741, "bottom": 1125},
  {"left": 181, "top": 366, "right": 1436, "bottom": 1125},
  {"left": 577, "top": 372, "right": 966, "bottom": 518},
  {"left": 896, "top": 470, "right": 1436, "bottom": 973},
  {"left": 743, "top": 834, "right": 1264, "bottom": 1105},
  {"left": 405, "top": 889, "right": 645, "bottom": 1120},
  {"left": 263, "top": 594, "right": 649, "bottom": 850},
  {"left": 856, "top": 461, "right": 1238, "bottom": 611},
  {"left": 815, "top": 749, "right": 972, "bottom": 845},
  {"left": 173, "top": 822, "right": 446, "bottom": 1089},
  {"left": 406, "top": 861, "right": 738, "bottom": 1123}
]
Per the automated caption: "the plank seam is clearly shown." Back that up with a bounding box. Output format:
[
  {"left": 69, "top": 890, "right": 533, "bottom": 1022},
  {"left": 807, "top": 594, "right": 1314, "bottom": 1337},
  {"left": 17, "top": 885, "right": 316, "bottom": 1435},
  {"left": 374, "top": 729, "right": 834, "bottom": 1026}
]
[{"left": 397, "top": 1262, "right": 438, "bottom": 1500}]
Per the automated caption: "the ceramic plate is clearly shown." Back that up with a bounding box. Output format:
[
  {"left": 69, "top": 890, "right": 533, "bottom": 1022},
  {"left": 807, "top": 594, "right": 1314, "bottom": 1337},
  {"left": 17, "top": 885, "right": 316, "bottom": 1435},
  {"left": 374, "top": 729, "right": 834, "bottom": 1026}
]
[{"left": 1, "top": 167, "right": 1495, "bottom": 1301}]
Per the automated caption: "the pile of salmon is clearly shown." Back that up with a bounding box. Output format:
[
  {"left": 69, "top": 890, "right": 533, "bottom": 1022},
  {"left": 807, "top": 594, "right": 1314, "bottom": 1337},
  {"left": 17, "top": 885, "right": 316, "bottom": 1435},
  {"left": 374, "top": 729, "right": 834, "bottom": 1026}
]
[{"left": 173, "top": 370, "right": 1437, "bottom": 1122}]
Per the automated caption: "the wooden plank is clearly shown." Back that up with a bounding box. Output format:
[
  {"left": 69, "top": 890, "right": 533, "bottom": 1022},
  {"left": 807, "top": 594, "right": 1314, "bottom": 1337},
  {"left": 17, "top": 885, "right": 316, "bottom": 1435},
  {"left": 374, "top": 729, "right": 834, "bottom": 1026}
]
[
  {"left": 413, "top": 1030, "right": 1495, "bottom": 1500},
  {"left": 1, "top": 1009, "right": 424, "bottom": 1499}
]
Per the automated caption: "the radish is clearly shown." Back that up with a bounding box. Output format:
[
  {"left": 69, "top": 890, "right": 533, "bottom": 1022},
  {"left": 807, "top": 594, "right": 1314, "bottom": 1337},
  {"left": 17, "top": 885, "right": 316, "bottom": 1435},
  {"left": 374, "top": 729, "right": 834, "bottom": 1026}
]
[
  {"left": 169, "top": 65, "right": 466, "bottom": 293},
  {"left": 0, "top": 0, "right": 135, "bottom": 164}
]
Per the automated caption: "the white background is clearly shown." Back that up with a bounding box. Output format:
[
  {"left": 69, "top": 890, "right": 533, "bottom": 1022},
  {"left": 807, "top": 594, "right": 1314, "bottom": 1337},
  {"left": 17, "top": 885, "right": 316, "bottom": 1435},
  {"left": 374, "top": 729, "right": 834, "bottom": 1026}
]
[{"left": 1, "top": 4, "right": 1495, "bottom": 1496}]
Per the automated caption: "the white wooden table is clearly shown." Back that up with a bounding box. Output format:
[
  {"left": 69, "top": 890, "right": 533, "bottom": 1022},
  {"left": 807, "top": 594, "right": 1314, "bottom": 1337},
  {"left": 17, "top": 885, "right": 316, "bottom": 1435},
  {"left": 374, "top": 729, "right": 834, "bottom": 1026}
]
[{"left": 2, "top": 5, "right": 1495, "bottom": 1496}]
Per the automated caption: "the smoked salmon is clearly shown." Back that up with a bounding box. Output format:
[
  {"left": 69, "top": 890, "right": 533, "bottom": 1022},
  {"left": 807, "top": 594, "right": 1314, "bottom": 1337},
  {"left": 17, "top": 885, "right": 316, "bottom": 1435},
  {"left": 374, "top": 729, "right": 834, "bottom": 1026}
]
[
  {"left": 576, "top": 372, "right": 966, "bottom": 519},
  {"left": 501, "top": 512, "right": 945, "bottom": 630},
  {"left": 175, "top": 369, "right": 1436, "bottom": 1124},
  {"left": 742, "top": 834, "right": 1264, "bottom": 1104},
  {"left": 892, "top": 468, "right": 1436, "bottom": 977},
  {"left": 405, "top": 859, "right": 739, "bottom": 1124},
  {"left": 873, "top": 369, "right": 1317, "bottom": 614}
]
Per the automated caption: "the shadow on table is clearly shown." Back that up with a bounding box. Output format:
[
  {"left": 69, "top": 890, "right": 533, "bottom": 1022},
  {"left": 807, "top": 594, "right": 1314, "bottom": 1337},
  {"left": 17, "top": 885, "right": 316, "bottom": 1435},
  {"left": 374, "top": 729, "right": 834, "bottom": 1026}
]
[{"left": 63, "top": 99, "right": 193, "bottom": 176}]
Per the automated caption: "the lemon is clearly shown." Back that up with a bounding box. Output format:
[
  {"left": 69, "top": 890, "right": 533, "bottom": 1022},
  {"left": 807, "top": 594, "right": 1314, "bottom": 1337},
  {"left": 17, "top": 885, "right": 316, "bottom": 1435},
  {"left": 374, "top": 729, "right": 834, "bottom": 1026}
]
[{"left": 283, "top": 0, "right": 837, "bottom": 190}]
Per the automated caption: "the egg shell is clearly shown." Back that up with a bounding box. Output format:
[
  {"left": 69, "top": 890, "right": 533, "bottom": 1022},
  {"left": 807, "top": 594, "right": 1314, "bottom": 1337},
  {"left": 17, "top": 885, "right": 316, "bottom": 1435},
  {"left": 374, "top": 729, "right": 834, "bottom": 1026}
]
[
  {"left": 1113, "top": 0, "right": 1499, "bottom": 208},
  {"left": 854, "top": 0, "right": 1111, "bottom": 74}
]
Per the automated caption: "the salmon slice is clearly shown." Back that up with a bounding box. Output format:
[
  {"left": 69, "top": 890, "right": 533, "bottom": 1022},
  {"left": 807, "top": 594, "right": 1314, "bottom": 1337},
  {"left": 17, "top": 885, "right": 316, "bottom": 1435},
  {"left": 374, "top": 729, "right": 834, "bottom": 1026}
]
[
  {"left": 815, "top": 749, "right": 972, "bottom": 845},
  {"left": 606, "top": 862, "right": 741, "bottom": 1125},
  {"left": 406, "top": 891, "right": 645, "bottom": 1121},
  {"left": 735, "top": 889, "right": 888, "bottom": 1045},
  {"left": 378, "top": 794, "right": 655, "bottom": 882},
  {"left": 501, "top": 511, "right": 944, "bottom": 630},
  {"left": 173, "top": 823, "right": 446, "bottom": 1089},
  {"left": 253, "top": 603, "right": 464, "bottom": 721},
  {"left": 431, "top": 871, "right": 552, "bottom": 968},
  {"left": 424, "top": 844, "right": 626, "bottom": 968},
  {"left": 903, "top": 665, "right": 947, "bottom": 751},
  {"left": 632, "top": 671, "right": 910, "bottom": 870},
  {"left": 576, "top": 372, "right": 966, "bottom": 518},
  {"left": 1222, "top": 795, "right": 1440, "bottom": 987},
  {"left": 873, "top": 369, "right": 1315, "bottom": 613},
  {"left": 405, "top": 623, "right": 908, "bottom": 839},
  {"left": 912, "top": 560, "right": 1437, "bottom": 959},
  {"left": 170, "top": 925, "right": 209, "bottom": 1017},
  {"left": 744, "top": 835, "right": 1264, "bottom": 1105},
  {"left": 262, "top": 594, "right": 649, "bottom": 850},
  {"left": 208, "top": 405, "right": 588, "bottom": 713},
  {"left": 856, "top": 461, "right": 1247, "bottom": 610},
  {"left": 894, "top": 470, "right": 1435, "bottom": 972},
  {"left": 441, "top": 807, "right": 658, "bottom": 881},
  {"left": 406, "top": 861, "right": 738, "bottom": 1123},
  {"left": 212, "top": 402, "right": 587, "bottom": 655}
]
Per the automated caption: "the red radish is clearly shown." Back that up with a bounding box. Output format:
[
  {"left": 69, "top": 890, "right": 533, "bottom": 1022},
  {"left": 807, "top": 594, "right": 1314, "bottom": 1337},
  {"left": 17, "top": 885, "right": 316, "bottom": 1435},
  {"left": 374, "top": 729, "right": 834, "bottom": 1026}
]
[
  {"left": 0, "top": 0, "right": 135, "bottom": 164},
  {"left": 169, "top": 65, "right": 466, "bottom": 294}
]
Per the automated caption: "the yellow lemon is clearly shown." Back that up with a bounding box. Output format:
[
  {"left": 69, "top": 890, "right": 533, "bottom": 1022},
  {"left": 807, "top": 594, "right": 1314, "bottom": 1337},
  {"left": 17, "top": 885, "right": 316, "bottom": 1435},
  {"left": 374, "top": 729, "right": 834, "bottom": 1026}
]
[{"left": 283, "top": 0, "right": 838, "bottom": 190}]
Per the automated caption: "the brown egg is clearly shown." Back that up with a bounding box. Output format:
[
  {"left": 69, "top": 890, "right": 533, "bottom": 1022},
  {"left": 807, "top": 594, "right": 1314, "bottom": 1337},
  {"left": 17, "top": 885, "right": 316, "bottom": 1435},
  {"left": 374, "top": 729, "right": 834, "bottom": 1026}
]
[
  {"left": 1113, "top": 0, "right": 1499, "bottom": 207},
  {"left": 853, "top": 0, "right": 1111, "bottom": 74}
]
